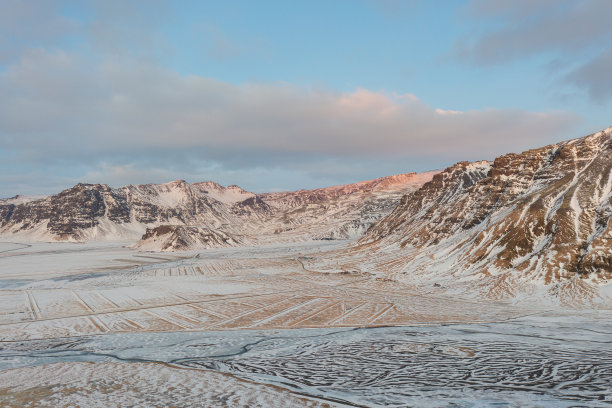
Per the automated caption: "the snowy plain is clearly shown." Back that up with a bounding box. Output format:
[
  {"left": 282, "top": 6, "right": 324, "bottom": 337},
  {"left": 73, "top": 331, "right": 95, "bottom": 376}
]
[{"left": 1, "top": 240, "right": 611, "bottom": 407}]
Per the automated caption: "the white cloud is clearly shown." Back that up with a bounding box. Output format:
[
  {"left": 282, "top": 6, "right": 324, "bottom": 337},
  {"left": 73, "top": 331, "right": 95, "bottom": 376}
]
[
  {"left": 0, "top": 50, "right": 579, "bottom": 158},
  {"left": 0, "top": 49, "right": 582, "bottom": 195}
]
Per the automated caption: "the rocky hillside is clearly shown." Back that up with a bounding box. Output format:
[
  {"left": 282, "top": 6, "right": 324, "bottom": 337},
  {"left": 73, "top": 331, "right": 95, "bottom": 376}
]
[
  {"left": 260, "top": 172, "right": 435, "bottom": 209},
  {"left": 260, "top": 172, "right": 439, "bottom": 241},
  {"left": 336, "top": 126, "right": 612, "bottom": 301},
  {"left": 133, "top": 225, "right": 242, "bottom": 251},
  {"left": 0, "top": 172, "right": 436, "bottom": 246},
  {"left": 0, "top": 180, "right": 265, "bottom": 241}
]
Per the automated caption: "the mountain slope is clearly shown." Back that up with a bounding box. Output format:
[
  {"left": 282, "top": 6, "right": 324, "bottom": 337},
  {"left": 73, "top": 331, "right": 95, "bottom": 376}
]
[
  {"left": 0, "top": 180, "right": 265, "bottom": 241},
  {"left": 310, "top": 126, "right": 612, "bottom": 302},
  {"left": 134, "top": 225, "right": 242, "bottom": 251},
  {"left": 259, "top": 171, "right": 439, "bottom": 241}
]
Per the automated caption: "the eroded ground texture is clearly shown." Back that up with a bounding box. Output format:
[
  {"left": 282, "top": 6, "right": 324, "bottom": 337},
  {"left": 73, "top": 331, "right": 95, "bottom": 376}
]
[{"left": 1, "top": 241, "right": 611, "bottom": 407}]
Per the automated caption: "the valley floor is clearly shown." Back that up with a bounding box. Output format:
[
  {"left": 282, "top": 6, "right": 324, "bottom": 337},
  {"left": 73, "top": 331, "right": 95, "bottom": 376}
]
[{"left": 1, "top": 241, "right": 610, "bottom": 406}]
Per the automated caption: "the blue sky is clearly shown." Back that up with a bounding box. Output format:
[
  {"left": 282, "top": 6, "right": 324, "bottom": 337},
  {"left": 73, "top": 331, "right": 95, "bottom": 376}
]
[{"left": 1, "top": 0, "right": 611, "bottom": 196}]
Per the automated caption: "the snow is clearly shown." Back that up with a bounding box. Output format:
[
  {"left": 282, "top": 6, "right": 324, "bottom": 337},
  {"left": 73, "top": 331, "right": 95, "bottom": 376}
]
[
  {"left": 0, "top": 195, "right": 46, "bottom": 205},
  {"left": 1, "top": 226, "right": 611, "bottom": 406},
  {"left": 195, "top": 182, "right": 256, "bottom": 204},
  {"left": 0, "top": 239, "right": 532, "bottom": 342},
  {"left": 1, "top": 311, "right": 610, "bottom": 407},
  {"left": 0, "top": 362, "right": 339, "bottom": 407}
]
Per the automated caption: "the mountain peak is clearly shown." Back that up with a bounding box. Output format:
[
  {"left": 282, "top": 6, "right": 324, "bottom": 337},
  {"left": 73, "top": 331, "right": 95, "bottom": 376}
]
[{"left": 163, "top": 179, "right": 188, "bottom": 188}]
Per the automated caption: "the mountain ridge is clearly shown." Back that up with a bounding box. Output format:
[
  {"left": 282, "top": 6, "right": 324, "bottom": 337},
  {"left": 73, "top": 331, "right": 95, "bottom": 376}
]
[{"left": 0, "top": 171, "right": 436, "bottom": 245}]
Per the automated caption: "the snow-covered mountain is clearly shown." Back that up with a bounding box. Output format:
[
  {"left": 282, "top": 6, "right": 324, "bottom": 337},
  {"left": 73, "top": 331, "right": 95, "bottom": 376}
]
[
  {"left": 3, "top": 126, "right": 611, "bottom": 301},
  {"left": 0, "top": 195, "right": 46, "bottom": 205},
  {"left": 260, "top": 171, "right": 439, "bottom": 242},
  {"left": 317, "top": 126, "right": 612, "bottom": 302},
  {"left": 0, "top": 172, "right": 436, "bottom": 247},
  {"left": 0, "top": 180, "right": 263, "bottom": 242}
]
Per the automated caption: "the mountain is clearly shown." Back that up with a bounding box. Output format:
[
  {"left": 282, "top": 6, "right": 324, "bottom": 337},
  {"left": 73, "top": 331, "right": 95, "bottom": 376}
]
[
  {"left": 0, "top": 180, "right": 262, "bottom": 242},
  {"left": 320, "top": 126, "right": 612, "bottom": 302},
  {"left": 260, "top": 171, "right": 439, "bottom": 242},
  {"left": 0, "top": 195, "right": 46, "bottom": 205},
  {"left": 0, "top": 172, "right": 436, "bottom": 247},
  {"left": 134, "top": 225, "right": 243, "bottom": 251}
]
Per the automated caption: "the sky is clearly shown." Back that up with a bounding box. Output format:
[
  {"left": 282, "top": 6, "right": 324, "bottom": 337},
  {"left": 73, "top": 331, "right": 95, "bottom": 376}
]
[{"left": 1, "top": 0, "right": 611, "bottom": 196}]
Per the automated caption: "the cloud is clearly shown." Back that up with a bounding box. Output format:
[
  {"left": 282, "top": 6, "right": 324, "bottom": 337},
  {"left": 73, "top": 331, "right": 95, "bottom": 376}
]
[
  {"left": 565, "top": 49, "right": 612, "bottom": 103},
  {"left": 0, "top": 49, "right": 581, "bottom": 196},
  {"left": 0, "top": 0, "right": 174, "bottom": 65},
  {"left": 453, "top": 1, "right": 612, "bottom": 65},
  {"left": 450, "top": 0, "right": 612, "bottom": 102},
  {"left": 0, "top": 50, "right": 579, "bottom": 157},
  {"left": 0, "top": 0, "right": 79, "bottom": 63},
  {"left": 86, "top": 0, "right": 174, "bottom": 60}
]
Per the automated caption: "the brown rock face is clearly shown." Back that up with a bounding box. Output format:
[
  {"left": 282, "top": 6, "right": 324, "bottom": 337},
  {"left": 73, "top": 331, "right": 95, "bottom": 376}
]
[
  {"left": 0, "top": 182, "right": 225, "bottom": 240},
  {"left": 0, "top": 183, "right": 129, "bottom": 239},
  {"left": 360, "top": 127, "right": 612, "bottom": 286}
]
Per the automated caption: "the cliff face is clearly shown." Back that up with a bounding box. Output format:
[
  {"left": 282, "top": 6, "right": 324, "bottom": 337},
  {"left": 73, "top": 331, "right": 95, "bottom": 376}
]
[
  {"left": 258, "top": 171, "right": 439, "bottom": 241},
  {"left": 0, "top": 183, "right": 125, "bottom": 239},
  {"left": 354, "top": 127, "right": 612, "bottom": 297}
]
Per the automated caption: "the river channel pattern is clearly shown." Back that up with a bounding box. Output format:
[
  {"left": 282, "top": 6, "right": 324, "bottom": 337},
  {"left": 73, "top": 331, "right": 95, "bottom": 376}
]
[{"left": 1, "top": 320, "right": 611, "bottom": 407}]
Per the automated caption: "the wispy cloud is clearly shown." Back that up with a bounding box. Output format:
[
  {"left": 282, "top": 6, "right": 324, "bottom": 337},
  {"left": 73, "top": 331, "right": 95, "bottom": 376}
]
[
  {"left": 452, "top": 0, "right": 612, "bottom": 102},
  {"left": 453, "top": 0, "right": 612, "bottom": 64},
  {"left": 564, "top": 49, "right": 612, "bottom": 103},
  {"left": 0, "top": 0, "right": 79, "bottom": 62}
]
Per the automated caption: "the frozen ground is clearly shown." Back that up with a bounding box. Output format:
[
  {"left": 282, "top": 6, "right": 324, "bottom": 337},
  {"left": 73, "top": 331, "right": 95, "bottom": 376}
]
[
  {"left": 0, "top": 240, "right": 529, "bottom": 341},
  {"left": 0, "top": 362, "right": 338, "bottom": 407},
  {"left": 1, "top": 241, "right": 611, "bottom": 406},
  {"left": 1, "top": 312, "right": 611, "bottom": 407}
]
